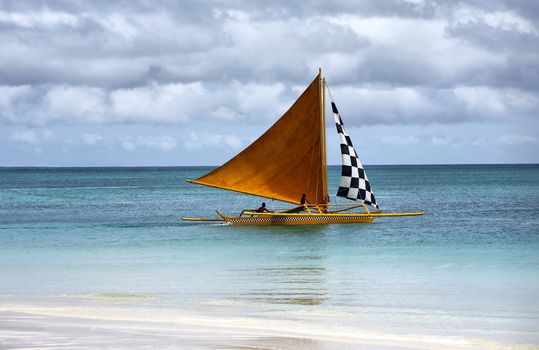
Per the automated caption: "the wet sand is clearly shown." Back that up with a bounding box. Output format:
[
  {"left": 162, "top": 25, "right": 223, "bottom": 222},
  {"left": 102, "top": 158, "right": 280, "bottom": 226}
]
[{"left": 1, "top": 306, "right": 527, "bottom": 350}]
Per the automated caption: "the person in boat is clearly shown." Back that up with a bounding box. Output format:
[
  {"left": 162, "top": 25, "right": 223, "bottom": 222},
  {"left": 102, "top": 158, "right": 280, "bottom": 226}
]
[
  {"left": 256, "top": 202, "right": 273, "bottom": 213},
  {"left": 300, "top": 194, "right": 310, "bottom": 205}
]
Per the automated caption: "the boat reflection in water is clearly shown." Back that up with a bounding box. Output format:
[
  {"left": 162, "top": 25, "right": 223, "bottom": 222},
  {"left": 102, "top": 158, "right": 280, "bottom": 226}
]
[{"left": 228, "top": 226, "right": 328, "bottom": 307}]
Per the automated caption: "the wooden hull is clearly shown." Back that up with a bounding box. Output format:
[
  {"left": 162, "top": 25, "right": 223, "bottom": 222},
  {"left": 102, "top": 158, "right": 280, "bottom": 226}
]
[
  {"left": 223, "top": 214, "right": 376, "bottom": 225},
  {"left": 182, "top": 208, "right": 425, "bottom": 225}
]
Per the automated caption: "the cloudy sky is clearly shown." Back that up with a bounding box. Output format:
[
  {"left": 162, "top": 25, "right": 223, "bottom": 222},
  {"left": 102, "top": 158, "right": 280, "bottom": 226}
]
[{"left": 1, "top": 0, "right": 538, "bottom": 166}]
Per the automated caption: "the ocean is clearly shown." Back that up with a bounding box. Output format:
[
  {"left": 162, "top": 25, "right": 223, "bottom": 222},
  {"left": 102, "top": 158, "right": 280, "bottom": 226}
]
[{"left": 1, "top": 165, "right": 538, "bottom": 349}]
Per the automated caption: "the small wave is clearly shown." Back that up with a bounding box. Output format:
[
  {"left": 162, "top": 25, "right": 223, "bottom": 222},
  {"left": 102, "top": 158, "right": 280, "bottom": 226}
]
[
  {"left": 58, "top": 293, "right": 155, "bottom": 301},
  {"left": 470, "top": 338, "right": 539, "bottom": 350},
  {"left": 105, "top": 223, "right": 181, "bottom": 228},
  {"left": 199, "top": 299, "right": 253, "bottom": 307},
  {"left": 290, "top": 309, "right": 352, "bottom": 318}
]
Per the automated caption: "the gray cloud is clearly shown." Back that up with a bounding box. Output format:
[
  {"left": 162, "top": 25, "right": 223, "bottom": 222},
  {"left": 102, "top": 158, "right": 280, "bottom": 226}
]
[
  {"left": 0, "top": 0, "right": 537, "bottom": 127},
  {"left": 0, "top": 82, "right": 291, "bottom": 126},
  {"left": 331, "top": 85, "right": 538, "bottom": 126}
]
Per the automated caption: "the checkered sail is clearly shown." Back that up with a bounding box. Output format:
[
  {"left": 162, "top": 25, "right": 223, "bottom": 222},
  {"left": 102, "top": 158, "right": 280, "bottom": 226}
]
[{"left": 330, "top": 99, "right": 379, "bottom": 209}]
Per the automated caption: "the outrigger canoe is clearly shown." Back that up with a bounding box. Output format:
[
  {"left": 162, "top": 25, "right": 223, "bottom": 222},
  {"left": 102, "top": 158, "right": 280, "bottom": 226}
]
[{"left": 183, "top": 69, "right": 424, "bottom": 225}]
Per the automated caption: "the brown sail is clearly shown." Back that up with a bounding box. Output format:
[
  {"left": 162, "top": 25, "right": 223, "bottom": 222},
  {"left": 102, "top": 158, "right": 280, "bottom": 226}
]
[{"left": 187, "top": 73, "right": 328, "bottom": 205}]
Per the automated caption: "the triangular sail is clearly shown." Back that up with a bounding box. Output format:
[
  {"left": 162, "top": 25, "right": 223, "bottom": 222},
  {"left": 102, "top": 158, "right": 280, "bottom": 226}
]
[
  {"left": 329, "top": 93, "right": 379, "bottom": 209},
  {"left": 188, "top": 74, "right": 327, "bottom": 205}
]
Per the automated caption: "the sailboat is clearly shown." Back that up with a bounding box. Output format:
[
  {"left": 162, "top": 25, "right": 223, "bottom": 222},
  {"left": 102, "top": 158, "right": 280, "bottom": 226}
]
[{"left": 183, "top": 69, "right": 424, "bottom": 225}]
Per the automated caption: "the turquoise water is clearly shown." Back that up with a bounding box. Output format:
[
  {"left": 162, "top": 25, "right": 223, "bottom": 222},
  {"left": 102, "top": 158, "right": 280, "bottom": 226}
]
[{"left": 1, "top": 165, "right": 538, "bottom": 344}]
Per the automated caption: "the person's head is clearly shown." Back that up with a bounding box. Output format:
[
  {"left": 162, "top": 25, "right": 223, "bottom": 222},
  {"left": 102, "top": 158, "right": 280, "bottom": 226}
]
[
  {"left": 262, "top": 202, "right": 266, "bottom": 207},
  {"left": 301, "top": 194, "right": 306, "bottom": 199}
]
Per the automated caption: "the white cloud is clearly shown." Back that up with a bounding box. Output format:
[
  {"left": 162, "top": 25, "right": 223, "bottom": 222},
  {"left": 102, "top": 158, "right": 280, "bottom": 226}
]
[
  {"left": 381, "top": 135, "right": 420, "bottom": 146},
  {"left": 0, "top": 85, "right": 35, "bottom": 124},
  {"left": 0, "top": 10, "right": 79, "bottom": 28},
  {"left": 330, "top": 85, "right": 538, "bottom": 126},
  {"left": 0, "top": 85, "right": 32, "bottom": 107},
  {"left": 136, "top": 136, "right": 177, "bottom": 151},
  {"left": 0, "top": 1, "right": 536, "bottom": 93},
  {"left": 452, "top": 6, "right": 538, "bottom": 35},
  {"left": 80, "top": 134, "right": 177, "bottom": 151},
  {"left": 232, "top": 82, "right": 287, "bottom": 120},
  {"left": 472, "top": 138, "right": 487, "bottom": 146},
  {"left": 97, "top": 14, "right": 138, "bottom": 39},
  {"left": 44, "top": 85, "right": 108, "bottom": 124},
  {"left": 41, "top": 129, "right": 54, "bottom": 140},
  {"left": 497, "top": 134, "right": 538, "bottom": 145},
  {"left": 431, "top": 136, "right": 452, "bottom": 146},
  {"left": 9, "top": 129, "right": 55, "bottom": 144},
  {"left": 0, "top": 82, "right": 292, "bottom": 126},
  {"left": 222, "top": 135, "right": 242, "bottom": 149},
  {"left": 9, "top": 130, "right": 39, "bottom": 144},
  {"left": 453, "top": 87, "right": 506, "bottom": 115},
  {"left": 81, "top": 134, "right": 103, "bottom": 145},
  {"left": 209, "top": 106, "right": 242, "bottom": 121},
  {"left": 110, "top": 83, "right": 201, "bottom": 123},
  {"left": 430, "top": 136, "right": 464, "bottom": 148},
  {"left": 185, "top": 131, "right": 243, "bottom": 151},
  {"left": 1, "top": 81, "right": 537, "bottom": 131},
  {"left": 120, "top": 140, "right": 136, "bottom": 151}
]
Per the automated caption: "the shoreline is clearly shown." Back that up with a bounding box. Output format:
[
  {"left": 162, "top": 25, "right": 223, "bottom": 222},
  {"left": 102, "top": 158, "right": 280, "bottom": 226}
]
[{"left": 1, "top": 304, "right": 536, "bottom": 350}]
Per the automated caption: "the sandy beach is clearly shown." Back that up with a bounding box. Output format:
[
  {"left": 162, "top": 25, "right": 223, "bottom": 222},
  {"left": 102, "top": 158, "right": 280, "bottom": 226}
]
[{"left": 1, "top": 304, "right": 537, "bottom": 350}]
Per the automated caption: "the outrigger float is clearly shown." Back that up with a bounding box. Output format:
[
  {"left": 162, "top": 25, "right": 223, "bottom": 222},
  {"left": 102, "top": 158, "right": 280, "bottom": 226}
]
[{"left": 183, "top": 69, "right": 424, "bottom": 225}]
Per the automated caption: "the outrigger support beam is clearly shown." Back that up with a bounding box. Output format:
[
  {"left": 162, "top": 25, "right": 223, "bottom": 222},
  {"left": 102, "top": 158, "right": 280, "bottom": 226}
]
[
  {"left": 181, "top": 210, "right": 229, "bottom": 222},
  {"left": 326, "top": 204, "right": 365, "bottom": 214},
  {"left": 182, "top": 217, "right": 225, "bottom": 222}
]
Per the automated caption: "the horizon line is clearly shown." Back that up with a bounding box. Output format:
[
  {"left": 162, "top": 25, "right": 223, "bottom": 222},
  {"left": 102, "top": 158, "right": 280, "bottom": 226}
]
[{"left": 1, "top": 162, "right": 538, "bottom": 168}]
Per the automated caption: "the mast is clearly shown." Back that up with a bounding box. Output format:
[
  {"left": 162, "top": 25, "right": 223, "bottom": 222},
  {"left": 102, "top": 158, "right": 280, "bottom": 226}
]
[{"left": 319, "top": 68, "right": 328, "bottom": 204}]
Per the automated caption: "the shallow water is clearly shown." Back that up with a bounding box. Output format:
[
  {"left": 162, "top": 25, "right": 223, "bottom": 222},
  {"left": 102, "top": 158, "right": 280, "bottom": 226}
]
[{"left": 1, "top": 165, "right": 538, "bottom": 346}]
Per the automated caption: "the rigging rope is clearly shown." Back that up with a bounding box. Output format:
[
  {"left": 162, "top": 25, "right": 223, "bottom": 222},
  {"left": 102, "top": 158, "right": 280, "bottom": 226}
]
[{"left": 325, "top": 82, "right": 340, "bottom": 205}]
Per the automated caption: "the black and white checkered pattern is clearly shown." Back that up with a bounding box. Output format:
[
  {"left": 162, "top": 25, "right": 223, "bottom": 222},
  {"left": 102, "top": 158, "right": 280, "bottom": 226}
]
[{"left": 331, "top": 101, "right": 379, "bottom": 209}]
